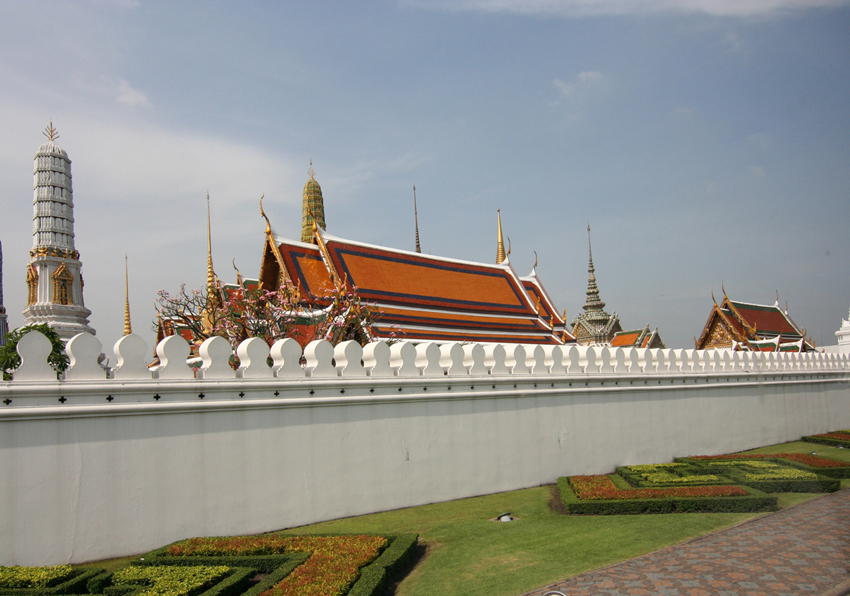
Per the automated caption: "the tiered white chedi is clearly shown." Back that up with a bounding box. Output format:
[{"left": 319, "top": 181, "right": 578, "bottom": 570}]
[
  {"left": 21, "top": 123, "right": 95, "bottom": 340},
  {"left": 836, "top": 308, "right": 850, "bottom": 355}
]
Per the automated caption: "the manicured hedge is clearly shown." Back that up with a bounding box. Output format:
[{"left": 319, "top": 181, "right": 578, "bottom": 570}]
[
  {"left": 347, "top": 534, "right": 418, "bottom": 596},
  {"left": 682, "top": 458, "right": 841, "bottom": 493},
  {"left": 0, "top": 568, "right": 106, "bottom": 596},
  {"left": 617, "top": 463, "right": 735, "bottom": 488},
  {"left": 685, "top": 452, "right": 850, "bottom": 479},
  {"left": 802, "top": 432, "right": 850, "bottom": 450},
  {"left": 138, "top": 533, "right": 417, "bottom": 596},
  {"left": 557, "top": 475, "right": 777, "bottom": 515}
]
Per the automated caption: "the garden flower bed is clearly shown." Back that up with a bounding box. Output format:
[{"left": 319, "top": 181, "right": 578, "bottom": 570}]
[
  {"left": 557, "top": 474, "right": 775, "bottom": 515},
  {"left": 0, "top": 534, "right": 418, "bottom": 596},
  {"left": 802, "top": 430, "right": 850, "bottom": 450},
  {"left": 681, "top": 455, "right": 846, "bottom": 488}
]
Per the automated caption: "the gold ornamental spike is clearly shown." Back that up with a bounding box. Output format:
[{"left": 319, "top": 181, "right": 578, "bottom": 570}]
[
  {"left": 413, "top": 185, "right": 421, "bottom": 253},
  {"left": 206, "top": 193, "right": 217, "bottom": 298},
  {"left": 123, "top": 253, "right": 132, "bottom": 335},
  {"left": 496, "top": 210, "right": 506, "bottom": 264}
]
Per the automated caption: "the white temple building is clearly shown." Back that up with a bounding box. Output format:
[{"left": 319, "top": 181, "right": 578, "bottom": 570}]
[{"left": 21, "top": 123, "right": 95, "bottom": 340}]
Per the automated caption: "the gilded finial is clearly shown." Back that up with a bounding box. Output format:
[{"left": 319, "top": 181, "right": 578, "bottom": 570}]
[
  {"left": 205, "top": 193, "right": 217, "bottom": 299},
  {"left": 721, "top": 281, "right": 726, "bottom": 296},
  {"left": 413, "top": 185, "right": 421, "bottom": 253},
  {"left": 43, "top": 121, "right": 59, "bottom": 142},
  {"left": 533, "top": 250, "right": 538, "bottom": 271},
  {"left": 711, "top": 289, "right": 717, "bottom": 305},
  {"left": 507, "top": 237, "right": 511, "bottom": 257},
  {"left": 308, "top": 160, "right": 315, "bottom": 179},
  {"left": 232, "top": 259, "right": 244, "bottom": 287},
  {"left": 123, "top": 253, "right": 132, "bottom": 335},
  {"left": 259, "top": 194, "right": 272, "bottom": 235},
  {"left": 496, "top": 210, "right": 506, "bottom": 264}
]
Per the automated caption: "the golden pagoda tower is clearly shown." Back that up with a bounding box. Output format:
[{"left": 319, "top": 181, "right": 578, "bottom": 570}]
[{"left": 301, "top": 162, "right": 326, "bottom": 243}]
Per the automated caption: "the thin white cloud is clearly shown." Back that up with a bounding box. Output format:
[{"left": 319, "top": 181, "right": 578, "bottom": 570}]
[
  {"left": 115, "top": 79, "right": 151, "bottom": 108},
  {"left": 414, "top": 0, "right": 850, "bottom": 17},
  {"left": 749, "top": 165, "right": 765, "bottom": 177},
  {"left": 554, "top": 71, "right": 604, "bottom": 99}
]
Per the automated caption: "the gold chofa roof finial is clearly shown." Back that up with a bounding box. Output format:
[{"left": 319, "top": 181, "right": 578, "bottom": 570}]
[
  {"left": 123, "top": 253, "right": 132, "bottom": 335},
  {"left": 496, "top": 209, "right": 506, "bottom": 264},
  {"left": 413, "top": 185, "right": 421, "bottom": 253},
  {"left": 43, "top": 121, "right": 59, "bottom": 142}
]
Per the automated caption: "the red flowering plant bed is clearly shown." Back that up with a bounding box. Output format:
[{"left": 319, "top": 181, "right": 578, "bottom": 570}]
[
  {"left": 134, "top": 533, "right": 419, "bottom": 596},
  {"left": 683, "top": 452, "right": 850, "bottom": 480},
  {"left": 803, "top": 431, "right": 850, "bottom": 450},
  {"left": 556, "top": 474, "right": 775, "bottom": 515}
]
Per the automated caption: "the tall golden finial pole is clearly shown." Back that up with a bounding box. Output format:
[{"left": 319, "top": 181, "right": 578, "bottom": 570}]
[
  {"left": 123, "top": 253, "right": 132, "bottom": 335},
  {"left": 413, "top": 185, "right": 421, "bottom": 253},
  {"left": 206, "top": 192, "right": 217, "bottom": 297},
  {"left": 496, "top": 209, "right": 506, "bottom": 264}
]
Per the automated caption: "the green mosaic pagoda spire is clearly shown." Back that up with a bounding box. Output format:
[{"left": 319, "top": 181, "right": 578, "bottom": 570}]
[{"left": 301, "top": 162, "right": 326, "bottom": 243}]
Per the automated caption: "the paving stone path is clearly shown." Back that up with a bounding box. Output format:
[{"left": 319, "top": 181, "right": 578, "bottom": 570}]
[{"left": 521, "top": 488, "right": 850, "bottom": 596}]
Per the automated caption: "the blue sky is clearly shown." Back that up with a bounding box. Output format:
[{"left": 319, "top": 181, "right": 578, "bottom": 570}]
[{"left": 1, "top": 0, "right": 849, "bottom": 351}]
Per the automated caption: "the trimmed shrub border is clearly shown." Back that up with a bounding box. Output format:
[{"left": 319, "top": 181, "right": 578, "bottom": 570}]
[
  {"left": 679, "top": 458, "right": 842, "bottom": 492},
  {"left": 2, "top": 533, "right": 418, "bottom": 596},
  {"left": 0, "top": 568, "right": 106, "bottom": 596},
  {"left": 617, "top": 463, "right": 736, "bottom": 488},
  {"left": 557, "top": 475, "right": 777, "bottom": 515},
  {"left": 802, "top": 431, "right": 850, "bottom": 450},
  {"left": 686, "top": 452, "right": 850, "bottom": 479}
]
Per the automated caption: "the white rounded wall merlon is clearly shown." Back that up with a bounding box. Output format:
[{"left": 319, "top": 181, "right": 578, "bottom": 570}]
[{"left": 4, "top": 332, "right": 849, "bottom": 383}]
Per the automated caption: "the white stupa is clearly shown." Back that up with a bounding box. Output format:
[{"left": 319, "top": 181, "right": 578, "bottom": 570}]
[
  {"left": 21, "top": 122, "right": 95, "bottom": 340},
  {"left": 836, "top": 308, "right": 850, "bottom": 355}
]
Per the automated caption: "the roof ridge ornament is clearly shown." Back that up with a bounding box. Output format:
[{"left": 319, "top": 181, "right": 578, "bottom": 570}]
[
  {"left": 413, "top": 185, "right": 421, "bottom": 253},
  {"left": 123, "top": 253, "right": 132, "bottom": 336},
  {"left": 496, "top": 209, "right": 506, "bottom": 264},
  {"left": 43, "top": 121, "right": 59, "bottom": 142}
]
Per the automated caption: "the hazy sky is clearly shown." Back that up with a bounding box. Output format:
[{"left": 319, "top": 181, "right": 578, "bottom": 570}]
[{"left": 1, "top": 0, "right": 849, "bottom": 351}]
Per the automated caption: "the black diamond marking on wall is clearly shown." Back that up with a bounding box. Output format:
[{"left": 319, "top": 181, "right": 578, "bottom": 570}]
[
  {"left": 398, "top": 387, "right": 403, "bottom": 392},
  {"left": 370, "top": 388, "right": 375, "bottom": 393},
  {"left": 3, "top": 399, "right": 11, "bottom": 405},
  {"left": 106, "top": 396, "right": 114, "bottom": 402},
  {"left": 513, "top": 384, "right": 517, "bottom": 389},
  {"left": 274, "top": 391, "right": 280, "bottom": 396},
  {"left": 239, "top": 392, "right": 245, "bottom": 398},
  {"left": 198, "top": 393, "right": 205, "bottom": 399},
  {"left": 533, "top": 383, "right": 537, "bottom": 388},
  {"left": 423, "top": 387, "right": 428, "bottom": 391},
  {"left": 492, "top": 384, "right": 496, "bottom": 389},
  {"left": 471, "top": 385, "right": 474, "bottom": 389},
  {"left": 340, "top": 389, "right": 345, "bottom": 394},
  {"left": 154, "top": 394, "right": 161, "bottom": 400},
  {"left": 309, "top": 390, "right": 315, "bottom": 395},
  {"left": 447, "top": 386, "right": 451, "bottom": 390},
  {"left": 58, "top": 397, "right": 66, "bottom": 404}
]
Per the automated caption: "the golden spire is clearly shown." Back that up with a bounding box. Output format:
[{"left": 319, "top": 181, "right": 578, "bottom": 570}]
[
  {"left": 496, "top": 209, "right": 506, "bottom": 264},
  {"left": 413, "top": 185, "right": 421, "bottom": 253},
  {"left": 43, "top": 121, "right": 59, "bottom": 142},
  {"left": 123, "top": 253, "right": 132, "bottom": 335},
  {"left": 206, "top": 192, "right": 217, "bottom": 298}
]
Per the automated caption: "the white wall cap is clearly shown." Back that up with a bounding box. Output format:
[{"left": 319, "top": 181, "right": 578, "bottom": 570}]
[
  {"left": 113, "top": 334, "right": 150, "bottom": 380},
  {"left": 65, "top": 333, "right": 104, "bottom": 381}
]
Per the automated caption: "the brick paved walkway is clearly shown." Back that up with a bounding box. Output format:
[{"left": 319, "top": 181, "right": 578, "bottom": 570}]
[{"left": 522, "top": 488, "right": 850, "bottom": 596}]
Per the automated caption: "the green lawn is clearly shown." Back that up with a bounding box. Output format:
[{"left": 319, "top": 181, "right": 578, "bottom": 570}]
[{"left": 283, "top": 440, "right": 850, "bottom": 596}]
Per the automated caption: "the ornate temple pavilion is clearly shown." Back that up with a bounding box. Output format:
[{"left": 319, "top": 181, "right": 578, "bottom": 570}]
[
  {"left": 695, "top": 290, "right": 813, "bottom": 352},
  {"left": 256, "top": 168, "right": 574, "bottom": 345},
  {"left": 610, "top": 325, "right": 665, "bottom": 350}
]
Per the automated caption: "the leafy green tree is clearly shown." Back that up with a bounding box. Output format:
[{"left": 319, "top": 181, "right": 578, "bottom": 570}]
[{"left": 0, "top": 324, "right": 69, "bottom": 380}]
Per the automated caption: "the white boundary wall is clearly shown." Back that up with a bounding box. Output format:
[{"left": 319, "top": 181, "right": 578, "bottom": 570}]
[{"left": 1, "top": 333, "right": 849, "bottom": 565}]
